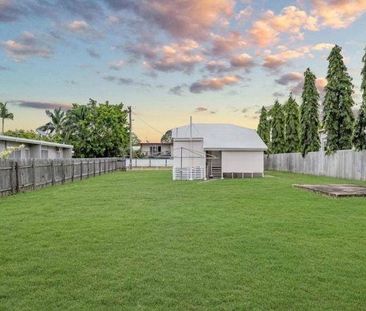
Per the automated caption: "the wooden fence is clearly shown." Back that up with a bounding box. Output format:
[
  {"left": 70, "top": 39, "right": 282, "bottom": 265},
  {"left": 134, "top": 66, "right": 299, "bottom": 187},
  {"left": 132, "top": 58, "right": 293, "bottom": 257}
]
[
  {"left": 265, "top": 150, "right": 366, "bottom": 181},
  {"left": 0, "top": 158, "right": 126, "bottom": 196}
]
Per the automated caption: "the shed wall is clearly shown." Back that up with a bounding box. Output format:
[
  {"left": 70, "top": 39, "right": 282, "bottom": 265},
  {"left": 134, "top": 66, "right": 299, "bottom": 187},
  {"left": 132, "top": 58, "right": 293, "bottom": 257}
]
[{"left": 222, "top": 151, "right": 264, "bottom": 173}]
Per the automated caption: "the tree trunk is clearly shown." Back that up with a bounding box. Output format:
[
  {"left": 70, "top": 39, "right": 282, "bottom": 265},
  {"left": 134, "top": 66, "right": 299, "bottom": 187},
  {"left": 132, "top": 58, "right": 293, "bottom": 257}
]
[{"left": 1, "top": 118, "right": 4, "bottom": 134}]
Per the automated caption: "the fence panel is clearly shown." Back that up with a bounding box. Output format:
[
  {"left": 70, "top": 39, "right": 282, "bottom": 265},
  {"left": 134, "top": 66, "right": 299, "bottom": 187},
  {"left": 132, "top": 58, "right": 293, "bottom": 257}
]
[
  {"left": 0, "top": 157, "right": 126, "bottom": 197},
  {"left": 126, "top": 158, "right": 173, "bottom": 168},
  {"left": 265, "top": 150, "right": 366, "bottom": 181}
]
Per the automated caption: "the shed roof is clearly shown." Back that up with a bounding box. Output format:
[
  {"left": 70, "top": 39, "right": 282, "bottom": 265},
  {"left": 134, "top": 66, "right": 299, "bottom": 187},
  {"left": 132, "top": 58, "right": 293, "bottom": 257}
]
[
  {"left": 172, "top": 123, "right": 267, "bottom": 151},
  {"left": 0, "top": 135, "right": 73, "bottom": 149}
]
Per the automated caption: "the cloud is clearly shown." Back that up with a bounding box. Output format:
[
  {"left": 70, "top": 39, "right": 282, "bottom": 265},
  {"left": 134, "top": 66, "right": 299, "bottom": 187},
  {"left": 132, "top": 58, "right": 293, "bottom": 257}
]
[
  {"left": 273, "top": 91, "right": 285, "bottom": 98},
  {"left": 86, "top": 48, "right": 100, "bottom": 58},
  {"left": 0, "top": 0, "right": 24, "bottom": 22},
  {"left": 190, "top": 75, "right": 241, "bottom": 93},
  {"left": 210, "top": 32, "right": 246, "bottom": 55},
  {"left": 311, "top": 0, "right": 366, "bottom": 29},
  {"left": 263, "top": 43, "right": 333, "bottom": 70},
  {"left": 249, "top": 6, "right": 318, "bottom": 46},
  {"left": 105, "top": 0, "right": 234, "bottom": 40},
  {"left": 0, "top": 65, "right": 9, "bottom": 71},
  {"left": 127, "top": 40, "right": 204, "bottom": 73},
  {"left": 275, "top": 72, "right": 303, "bottom": 85},
  {"left": 109, "top": 60, "right": 124, "bottom": 70},
  {"left": 205, "top": 60, "right": 228, "bottom": 73},
  {"left": 235, "top": 7, "right": 253, "bottom": 23},
  {"left": 230, "top": 53, "right": 255, "bottom": 71},
  {"left": 8, "top": 100, "right": 72, "bottom": 110},
  {"left": 67, "top": 20, "right": 90, "bottom": 32},
  {"left": 195, "top": 106, "right": 208, "bottom": 112},
  {"left": 2, "top": 32, "right": 53, "bottom": 61},
  {"left": 169, "top": 85, "right": 186, "bottom": 96},
  {"left": 315, "top": 77, "right": 327, "bottom": 94},
  {"left": 103, "top": 75, "right": 151, "bottom": 87}
]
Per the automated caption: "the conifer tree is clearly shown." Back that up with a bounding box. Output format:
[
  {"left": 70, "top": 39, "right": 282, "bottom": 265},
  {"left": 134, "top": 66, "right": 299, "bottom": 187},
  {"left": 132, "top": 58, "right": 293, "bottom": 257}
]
[
  {"left": 270, "top": 100, "right": 286, "bottom": 154},
  {"left": 284, "top": 94, "right": 300, "bottom": 153},
  {"left": 323, "top": 45, "right": 355, "bottom": 154},
  {"left": 257, "top": 106, "right": 270, "bottom": 148},
  {"left": 353, "top": 47, "right": 366, "bottom": 150},
  {"left": 300, "top": 68, "right": 320, "bottom": 156}
]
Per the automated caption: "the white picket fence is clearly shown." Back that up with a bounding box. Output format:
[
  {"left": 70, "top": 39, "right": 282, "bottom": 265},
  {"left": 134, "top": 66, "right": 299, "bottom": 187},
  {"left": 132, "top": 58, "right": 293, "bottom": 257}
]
[
  {"left": 265, "top": 149, "right": 366, "bottom": 181},
  {"left": 172, "top": 166, "right": 205, "bottom": 180},
  {"left": 126, "top": 158, "right": 173, "bottom": 168}
]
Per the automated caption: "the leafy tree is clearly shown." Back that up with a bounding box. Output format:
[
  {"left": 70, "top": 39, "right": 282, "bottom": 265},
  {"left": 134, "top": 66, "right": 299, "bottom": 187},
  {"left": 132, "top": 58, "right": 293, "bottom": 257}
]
[
  {"left": 353, "top": 47, "right": 366, "bottom": 150},
  {"left": 131, "top": 133, "right": 141, "bottom": 146},
  {"left": 323, "top": 45, "right": 355, "bottom": 154},
  {"left": 0, "top": 102, "right": 14, "bottom": 134},
  {"left": 37, "top": 107, "right": 66, "bottom": 138},
  {"left": 300, "top": 68, "right": 321, "bottom": 156},
  {"left": 270, "top": 100, "right": 286, "bottom": 154},
  {"left": 63, "top": 99, "right": 129, "bottom": 157},
  {"left": 257, "top": 106, "right": 270, "bottom": 148},
  {"left": 284, "top": 94, "right": 300, "bottom": 153},
  {"left": 161, "top": 129, "right": 172, "bottom": 143}
]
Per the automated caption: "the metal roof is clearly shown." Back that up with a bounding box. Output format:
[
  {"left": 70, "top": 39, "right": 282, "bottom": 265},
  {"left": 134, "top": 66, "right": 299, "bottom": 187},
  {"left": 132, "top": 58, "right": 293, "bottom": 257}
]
[
  {"left": 0, "top": 135, "right": 73, "bottom": 149},
  {"left": 172, "top": 123, "right": 268, "bottom": 151}
]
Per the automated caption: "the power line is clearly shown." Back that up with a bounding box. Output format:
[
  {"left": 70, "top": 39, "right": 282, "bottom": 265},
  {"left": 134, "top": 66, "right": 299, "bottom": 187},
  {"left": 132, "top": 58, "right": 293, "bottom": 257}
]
[{"left": 133, "top": 113, "right": 165, "bottom": 136}]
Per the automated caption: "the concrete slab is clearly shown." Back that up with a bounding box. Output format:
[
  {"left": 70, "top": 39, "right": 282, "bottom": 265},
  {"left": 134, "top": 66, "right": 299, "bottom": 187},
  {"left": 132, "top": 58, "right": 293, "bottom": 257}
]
[{"left": 293, "top": 184, "right": 366, "bottom": 198}]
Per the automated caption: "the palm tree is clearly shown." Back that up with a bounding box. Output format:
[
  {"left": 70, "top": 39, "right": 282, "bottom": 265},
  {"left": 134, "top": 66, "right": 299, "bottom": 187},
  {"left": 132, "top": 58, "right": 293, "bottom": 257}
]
[
  {"left": 37, "top": 107, "right": 66, "bottom": 136},
  {"left": 0, "top": 102, "right": 14, "bottom": 134}
]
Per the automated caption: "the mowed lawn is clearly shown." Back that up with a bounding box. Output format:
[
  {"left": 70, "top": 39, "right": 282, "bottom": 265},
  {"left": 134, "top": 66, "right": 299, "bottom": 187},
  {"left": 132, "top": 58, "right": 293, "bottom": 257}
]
[{"left": 1, "top": 171, "right": 366, "bottom": 310}]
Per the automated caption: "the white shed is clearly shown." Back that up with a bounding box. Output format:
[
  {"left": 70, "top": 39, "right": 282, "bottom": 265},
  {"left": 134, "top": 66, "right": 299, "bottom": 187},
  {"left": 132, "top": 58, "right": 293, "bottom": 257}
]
[{"left": 172, "top": 123, "right": 267, "bottom": 180}]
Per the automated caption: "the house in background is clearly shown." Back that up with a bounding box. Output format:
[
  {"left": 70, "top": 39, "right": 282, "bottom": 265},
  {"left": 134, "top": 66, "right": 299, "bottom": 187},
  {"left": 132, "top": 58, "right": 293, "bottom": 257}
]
[
  {"left": 0, "top": 135, "right": 73, "bottom": 159},
  {"left": 172, "top": 123, "right": 267, "bottom": 180},
  {"left": 140, "top": 142, "right": 172, "bottom": 158}
]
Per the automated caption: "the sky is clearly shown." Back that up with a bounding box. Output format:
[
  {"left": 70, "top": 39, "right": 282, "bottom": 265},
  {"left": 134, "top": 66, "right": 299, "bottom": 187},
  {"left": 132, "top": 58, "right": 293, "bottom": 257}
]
[{"left": 1, "top": 0, "right": 366, "bottom": 142}]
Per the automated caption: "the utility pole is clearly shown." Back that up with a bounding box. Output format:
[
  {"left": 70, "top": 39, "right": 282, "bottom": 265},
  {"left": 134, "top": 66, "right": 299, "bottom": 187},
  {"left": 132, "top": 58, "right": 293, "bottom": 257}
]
[{"left": 128, "top": 106, "right": 132, "bottom": 170}]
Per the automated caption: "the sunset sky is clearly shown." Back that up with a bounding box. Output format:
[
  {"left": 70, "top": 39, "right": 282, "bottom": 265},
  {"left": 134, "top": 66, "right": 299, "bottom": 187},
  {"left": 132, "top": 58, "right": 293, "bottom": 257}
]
[{"left": 1, "top": 0, "right": 366, "bottom": 142}]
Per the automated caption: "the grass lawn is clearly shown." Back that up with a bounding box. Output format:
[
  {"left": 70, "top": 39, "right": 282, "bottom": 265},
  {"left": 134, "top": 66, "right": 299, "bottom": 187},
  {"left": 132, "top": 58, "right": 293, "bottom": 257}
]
[{"left": 1, "top": 170, "right": 366, "bottom": 310}]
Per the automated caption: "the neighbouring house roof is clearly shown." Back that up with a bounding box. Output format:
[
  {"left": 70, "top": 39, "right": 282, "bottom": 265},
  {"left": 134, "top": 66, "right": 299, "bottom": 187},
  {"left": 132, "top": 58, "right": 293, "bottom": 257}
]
[
  {"left": 172, "top": 123, "right": 268, "bottom": 151},
  {"left": 0, "top": 135, "right": 73, "bottom": 149},
  {"left": 140, "top": 142, "right": 172, "bottom": 145}
]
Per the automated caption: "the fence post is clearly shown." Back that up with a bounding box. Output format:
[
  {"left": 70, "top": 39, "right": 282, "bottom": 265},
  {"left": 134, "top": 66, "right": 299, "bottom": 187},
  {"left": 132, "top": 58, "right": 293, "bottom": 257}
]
[
  {"left": 80, "top": 161, "right": 83, "bottom": 180},
  {"left": 165, "top": 159, "right": 167, "bottom": 167},
  {"left": 51, "top": 160, "right": 55, "bottom": 185},
  {"left": 61, "top": 161, "right": 65, "bottom": 184},
  {"left": 71, "top": 161, "right": 75, "bottom": 182},
  {"left": 149, "top": 158, "right": 151, "bottom": 167},
  {"left": 10, "top": 161, "right": 16, "bottom": 194},
  {"left": 94, "top": 160, "right": 96, "bottom": 176},
  {"left": 15, "top": 161, "right": 20, "bottom": 193},
  {"left": 32, "top": 159, "right": 36, "bottom": 190},
  {"left": 99, "top": 159, "right": 101, "bottom": 175}
]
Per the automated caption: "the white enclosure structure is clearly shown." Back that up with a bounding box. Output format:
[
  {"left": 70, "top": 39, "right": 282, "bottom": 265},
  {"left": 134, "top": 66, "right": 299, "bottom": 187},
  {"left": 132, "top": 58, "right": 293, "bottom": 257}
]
[{"left": 172, "top": 123, "right": 267, "bottom": 180}]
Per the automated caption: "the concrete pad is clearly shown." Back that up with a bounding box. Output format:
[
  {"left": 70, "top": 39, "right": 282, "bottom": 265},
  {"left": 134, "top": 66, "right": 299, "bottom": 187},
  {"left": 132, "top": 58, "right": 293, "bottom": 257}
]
[{"left": 293, "top": 184, "right": 366, "bottom": 198}]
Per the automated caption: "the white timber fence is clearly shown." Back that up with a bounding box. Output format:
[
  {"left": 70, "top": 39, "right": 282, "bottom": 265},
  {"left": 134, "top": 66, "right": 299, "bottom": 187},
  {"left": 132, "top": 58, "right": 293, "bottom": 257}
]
[
  {"left": 0, "top": 157, "right": 126, "bottom": 197},
  {"left": 265, "top": 150, "right": 366, "bottom": 181},
  {"left": 126, "top": 158, "right": 173, "bottom": 168}
]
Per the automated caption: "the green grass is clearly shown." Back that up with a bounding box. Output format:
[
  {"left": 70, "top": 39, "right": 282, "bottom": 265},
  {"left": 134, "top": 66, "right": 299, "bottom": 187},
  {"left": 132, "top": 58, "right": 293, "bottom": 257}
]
[{"left": 1, "top": 171, "right": 366, "bottom": 310}]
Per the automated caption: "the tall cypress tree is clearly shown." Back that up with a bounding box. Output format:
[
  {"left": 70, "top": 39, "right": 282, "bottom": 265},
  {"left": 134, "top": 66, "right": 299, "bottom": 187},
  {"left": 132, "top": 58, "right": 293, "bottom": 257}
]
[
  {"left": 257, "top": 106, "right": 270, "bottom": 148},
  {"left": 300, "top": 68, "right": 320, "bottom": 156},
  {"left": 353, "top": 47, "right": 366, "bottom": 150},
  {"left": 284, "top": 94, "right": 300, "bottom": 153},
  {"left": 323, "top": 45, "right": 355, "bottom": 154},
  {"left": 270, "top": 100, "right": 286, "bottom": 154}
]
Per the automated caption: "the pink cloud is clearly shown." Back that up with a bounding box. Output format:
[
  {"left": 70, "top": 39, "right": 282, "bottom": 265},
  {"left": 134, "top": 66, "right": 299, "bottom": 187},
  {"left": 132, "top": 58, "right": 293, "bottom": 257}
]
[
  {"left": 312, "top": 0, "right": 366, "bottom": 28},
  {"left": 211, "top": 31, "right": 247, "bottom": 55},
  {"left": 263, "top": 43, "right": 333, "bottom": 70},
  {"left": 106, "top": 0, "right": 234, "bottom": 40},
  {"left": 230, "top": 53, "right": 255, "bottom": 71},
  {"left": 249, "top": 6, "right": 318, "bottom": 46},
  {"left": 190, "top": 75, "right": 241, "bottom": 93},
  {"left": 2, "top": 32, "right": 52, "bottom": 61}
]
